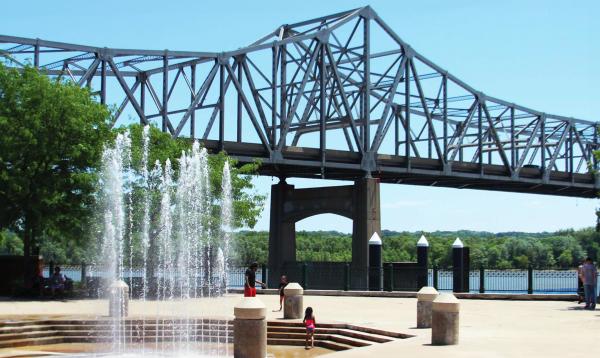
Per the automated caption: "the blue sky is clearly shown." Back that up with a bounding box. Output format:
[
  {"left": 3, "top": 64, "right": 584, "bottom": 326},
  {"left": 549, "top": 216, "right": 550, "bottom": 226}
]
[{"left": 2, "top": 0, "right": 598, "bottom": 233}]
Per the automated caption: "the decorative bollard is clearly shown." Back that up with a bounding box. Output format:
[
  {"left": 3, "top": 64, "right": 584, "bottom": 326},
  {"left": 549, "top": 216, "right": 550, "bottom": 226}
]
[
  {"left": 431, "top": 293, "right": 460, "bottom": 345},
  {"left": 283, "top": 282, "right": 304, "bottom": 319},
  {"left": 417, "top": 286, "right": 438, "bottom": 328},
  {"left": 416, "top": 235, "right": 429, "bottom": 289},
  {"left": 109, "top": 280, "right": 129, "bottom": 317},
  {"left": 368, "top": 232, "right": 383, "bottom": 291},
  {"left": 234, "top": 297, "right": 267, "bottom": 358}
]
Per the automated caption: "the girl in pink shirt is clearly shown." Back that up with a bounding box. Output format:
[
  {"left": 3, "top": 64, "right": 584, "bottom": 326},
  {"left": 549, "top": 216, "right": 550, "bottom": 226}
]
[{"left": 303, "top": 306, "right": 316, "bottom": 349}]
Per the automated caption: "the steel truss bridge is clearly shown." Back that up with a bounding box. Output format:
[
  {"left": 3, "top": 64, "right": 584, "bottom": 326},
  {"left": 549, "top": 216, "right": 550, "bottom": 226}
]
[{"left": 1, "top": 7, "right": 598, "bottom": 197}]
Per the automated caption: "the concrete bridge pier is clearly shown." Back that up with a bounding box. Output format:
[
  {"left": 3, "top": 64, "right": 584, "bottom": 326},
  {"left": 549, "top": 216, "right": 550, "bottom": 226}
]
[
  {"left": 267, "top": 178, "right": 381, "bottom": 289},
  {"left": 268, "top": 179, "right": 296, "bottom": 284}
]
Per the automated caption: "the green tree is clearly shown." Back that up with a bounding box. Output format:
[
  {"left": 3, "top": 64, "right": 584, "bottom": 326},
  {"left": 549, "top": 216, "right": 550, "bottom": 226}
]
[
  {"left": 0, "top": 64, "right": 111, "bottom": 278},
  {"left": 231, "top": 227, "right": 600, "bottom": 270},
  {"left": 514, "top": 255, "right": 530, "bottom": 269},
  {"left": 123, "top": 124, "right": 265, "bottom": 231},
  {"left": 573, "top": 228, "right": 600, "bottom": 262},
  {"left": 0, "top": 230, "right": 23, "bottom": 255},
  {"left": 556, "top": 249, "right": 573, "bottom": 267}
]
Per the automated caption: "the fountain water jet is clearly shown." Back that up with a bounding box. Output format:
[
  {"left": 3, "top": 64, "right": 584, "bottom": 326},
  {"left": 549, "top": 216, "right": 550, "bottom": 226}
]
[{"left": 99, "top": 127, "right": 234, "bottom": 357}]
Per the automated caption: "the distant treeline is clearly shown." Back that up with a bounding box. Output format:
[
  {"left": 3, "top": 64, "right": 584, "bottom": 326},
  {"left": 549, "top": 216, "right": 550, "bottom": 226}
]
[
  {"left": 232, "top": 228, "right": 600, "bottom": 269},
  {"left": 3, "top": 228, "right": 598, "bottom": 269}
]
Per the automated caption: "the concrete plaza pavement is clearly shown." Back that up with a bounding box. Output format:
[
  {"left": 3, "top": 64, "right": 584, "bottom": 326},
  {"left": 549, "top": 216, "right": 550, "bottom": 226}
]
[{"left": 0, "top": 293, "right": 597, "bottom": 357}]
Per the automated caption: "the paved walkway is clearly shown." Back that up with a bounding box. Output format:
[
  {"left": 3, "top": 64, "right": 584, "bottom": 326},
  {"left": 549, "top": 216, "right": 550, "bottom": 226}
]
[{"left": 0, "top": 294, "right": 597, "bottom": 357}]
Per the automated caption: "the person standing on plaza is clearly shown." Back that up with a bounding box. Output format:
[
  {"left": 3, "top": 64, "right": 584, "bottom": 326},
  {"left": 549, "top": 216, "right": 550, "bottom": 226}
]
[
  {"left": 303, "top": 306, "right": 316, "bottom": 349},
  {"left": 274, "top": 275, "right": 288, "bottom": 312},
  {"left": 244, "top": 262, "right": 266, "bottom": 297},
  {"left": 577, "top": 261, "right": 585, "bottom": 304},
  {"left": 581, "top": 257, "right": 597, "bottom": 310}
]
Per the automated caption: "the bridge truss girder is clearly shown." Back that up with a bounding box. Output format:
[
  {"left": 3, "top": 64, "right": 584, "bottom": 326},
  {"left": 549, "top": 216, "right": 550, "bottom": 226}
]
[{"left": 1, "top": 6, "right": 598, "bottom": 197}]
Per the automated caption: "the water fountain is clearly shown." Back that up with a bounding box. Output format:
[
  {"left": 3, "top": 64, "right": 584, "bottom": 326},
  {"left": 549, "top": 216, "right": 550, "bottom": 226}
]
[{"left": 98, "top": 126, "right": 234, "bottom": 357}]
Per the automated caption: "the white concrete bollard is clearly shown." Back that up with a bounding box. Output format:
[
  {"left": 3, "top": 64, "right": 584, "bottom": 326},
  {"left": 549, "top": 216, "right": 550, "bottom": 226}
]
[
  {"left": 431, "top": 293, "right": 460, "bottom": 345},
  {"left": 283, "top": 282, "right": 304, "bottom": 319},
  {"left": 417, "top": 286, "right": 438, "bottom": 328},
  {"left": 234, "top": 297, "right": 267, "bottom": 358},
  {"left": 109, "top": 280, "right": 129, "bottom": 318}
]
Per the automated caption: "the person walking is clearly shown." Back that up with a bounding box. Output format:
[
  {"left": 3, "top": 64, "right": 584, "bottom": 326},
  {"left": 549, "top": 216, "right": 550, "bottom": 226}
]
[
  {"left": 581, "top": 257, "right": 597, "bottom": 310},
  {"left": 244, "top": 262, "right": 266, "bottom": 297}
]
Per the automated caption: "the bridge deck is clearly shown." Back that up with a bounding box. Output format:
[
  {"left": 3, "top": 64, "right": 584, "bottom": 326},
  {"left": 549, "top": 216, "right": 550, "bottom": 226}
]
[{"left": 202, "top": 140, "right": 597, "bottom": 198}]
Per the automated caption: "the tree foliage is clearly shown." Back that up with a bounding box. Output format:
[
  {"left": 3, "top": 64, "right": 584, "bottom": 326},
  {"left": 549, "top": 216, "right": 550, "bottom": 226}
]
[
  {"left": 0, "top": 64, "right": 265, "bottom": 266},
  {"left": 0, "top": 64, "right": 111, "bottom": 261},
  {"left": 121, "top": 123, "right": 265, "bottom": 232},
  {"left": 0, "top": 230, "right": 23, "bottom": 255},
  {"left": 230, "top": 228, "right": 600, "bottom": 268}
]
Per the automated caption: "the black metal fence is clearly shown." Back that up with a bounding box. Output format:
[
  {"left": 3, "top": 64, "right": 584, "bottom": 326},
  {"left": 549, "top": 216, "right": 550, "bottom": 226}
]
[
  {"left": 281, "top": 262, "right": 362, "bottom": 291},
  {"left": 268, "top": 265, "right": 584, "bottom": 294},
  {"left": 430, "top": 267, "right": 580, "bottom": 294},
  {"left": 46, "top": 264, "right": 588, "bottom": 295},
  {"left": 275, "top": 262, "right": 427, "bottom": 291}
]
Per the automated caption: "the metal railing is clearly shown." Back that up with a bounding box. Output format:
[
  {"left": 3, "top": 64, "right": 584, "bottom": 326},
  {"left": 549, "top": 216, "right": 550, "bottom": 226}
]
[
  {"left": 43, "top": 265, "right": 266, "bottom": 289},
  {"left": 45, "top": 264, "right": 593, "bottom": 295},
  {"left": 431, "top": 266, "right": 582, "bottom": 294}
]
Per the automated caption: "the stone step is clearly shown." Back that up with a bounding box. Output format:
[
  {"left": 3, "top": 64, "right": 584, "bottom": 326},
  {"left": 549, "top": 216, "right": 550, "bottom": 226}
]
[
  {"left": 268, "top": 332, "right": 370, "bottom": 347},
  {"left": 0, "top": 325, "right": 57, "bottom": 335},
  {"left": 60, "top": 335, "right": 233, "bottom": 344},
  {"left": 0, "top": 319, "right": 228, "bottom": 328},
  {"left": 0, "top": 319, "right": 406, "bottom": 353},
  {"left": 2, "top": 330, "right": 373, "bottom": 348},
  {"left": 0, "top": 330, "right": 61, "bottom": 342},
  {"left": 346, "top": 324, "right": 412, "bottom": 339},
  {"left": 0, "top": 319, "right": 403, "bottom": 338},
  {"left": 0, "top": 335, "right": 235, "bottom": 348},
  {"left": 0, "top": 351, "right": 61, "bottom": 358},
  {"left": 43, "top": 319, "right": 230, "bottom": 325},
  {"left": 0, "top": 321, "right": 51, "bottom": 329},
  {"left": 0, "top": 324, "right": 231, "bottom": 335},
  {"left": 267, "top": 326, "right": 391, "bottom": 343},
  {"left": 0, "top": 326, "right": 232, "bottom": 342},
  {"left": 317, "top": 340, "right": 355, "bottom": 351},
  {"left": 267, "top": 321, "right": 405, "bottom": 340},
  {"left": 55, "top": 329, "right": 232, "bottom": 338},
  {"left": 0, "top": 329, "right": 377, "bottom": 345},
  {"left": 48, "top": 324, "right": 232, "bottom": 331},
  {"left": 0, "top": 336, "right": 64, "bottom": 349},
  {"left": 267, "top": 338, "right": 352, "bottom": 351},
  {"left": 325, "top": 334, "right": 372, "bottom": 347},
  {"left": 267, "top": 321, "right": 347, "bottom": 329}
]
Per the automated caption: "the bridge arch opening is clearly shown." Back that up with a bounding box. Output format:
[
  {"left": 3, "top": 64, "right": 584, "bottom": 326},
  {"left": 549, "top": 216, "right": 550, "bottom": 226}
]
[{"left": 295, "top": 214, "right": 352, "bottom": 262}]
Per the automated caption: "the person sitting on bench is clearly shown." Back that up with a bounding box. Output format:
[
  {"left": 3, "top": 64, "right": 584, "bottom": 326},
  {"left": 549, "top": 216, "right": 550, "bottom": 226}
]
[{"left": 50, "top": 266, "right": 66, "bottom": 297}]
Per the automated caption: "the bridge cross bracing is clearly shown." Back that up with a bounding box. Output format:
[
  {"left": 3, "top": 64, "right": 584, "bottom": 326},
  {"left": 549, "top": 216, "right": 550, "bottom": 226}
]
[{"left": 1, "top": 6, "right": 598, "bottom": 197}]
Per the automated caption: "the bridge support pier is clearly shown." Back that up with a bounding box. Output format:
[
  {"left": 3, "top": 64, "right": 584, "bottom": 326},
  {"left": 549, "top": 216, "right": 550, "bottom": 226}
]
[
  {"left": 353, "top": 178, "right": 381, "bottom": 289},
  {"left": 268, "top": 180, "right": 297, "bottom": 280},
  {"left": 267, "top": 178, "right": 381, "bottom": 289}
]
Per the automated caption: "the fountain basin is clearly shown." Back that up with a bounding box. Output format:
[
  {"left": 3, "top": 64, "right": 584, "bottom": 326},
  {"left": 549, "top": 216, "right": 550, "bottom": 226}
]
[
  {"left": 0, "top": 318, "right": 408, "bottom": 357},
  {"left": 13, "top": 342, "right": 333, "bottom": 357}
]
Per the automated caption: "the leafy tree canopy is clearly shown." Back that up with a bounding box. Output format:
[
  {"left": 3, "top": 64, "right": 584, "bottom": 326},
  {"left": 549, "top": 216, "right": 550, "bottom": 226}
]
[
  {"left": 119, "top": 124, "right": 265, "bottom": 231},
  {"left": 0, "top": 64, "right": 265, "bottom": 267},
  {"left": 0, "top": 64, "right": 111, "bottom": 261}
]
